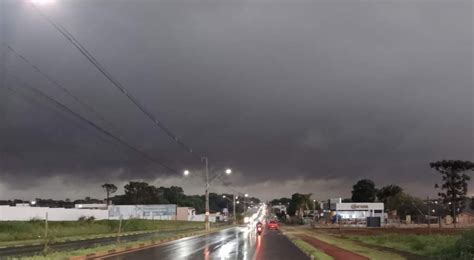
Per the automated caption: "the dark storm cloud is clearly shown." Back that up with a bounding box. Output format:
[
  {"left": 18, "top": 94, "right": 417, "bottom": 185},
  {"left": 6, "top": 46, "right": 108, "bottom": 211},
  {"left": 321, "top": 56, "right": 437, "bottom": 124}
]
[{"left": 0, "top": 0, "right": 472, "bottom": 198}]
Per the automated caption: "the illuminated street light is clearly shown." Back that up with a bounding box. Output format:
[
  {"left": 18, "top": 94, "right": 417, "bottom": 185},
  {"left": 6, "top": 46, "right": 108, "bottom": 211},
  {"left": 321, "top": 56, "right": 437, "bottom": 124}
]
[
  {"left": 222, "top": 195, "right": 226, "bottom": 198},
  {"left": 30, "top": 200, "right": 36, "bottom": 206},
  {"left": 244, "top": 193, "right": 248, "bottom": 197},
  {"left": 182, "top": 165, "right": 234, "bottom": 230},
  {"left": 29, "top": 0, "right": 56, "bottom": 5}
]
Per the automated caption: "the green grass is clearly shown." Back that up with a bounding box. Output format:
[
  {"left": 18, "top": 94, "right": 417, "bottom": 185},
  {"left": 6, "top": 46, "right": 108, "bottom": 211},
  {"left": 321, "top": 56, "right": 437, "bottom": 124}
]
[
  {"left": 4, "top": 225, "right": 235, "bottom": 260},
  {"left": 307, "top": 231, "right": 405, "bottom": 260},
  {"left": 349, "top": 234, "right": 459, "bottom": 256},
  {"left": 0, "top": 219, "right": 205, "bottom": 244},
  {"left": 288, "top": 236, "right": 333, "bottom": 260},
  {"left": 7, "top": 228, "right": 209, "bottom": 260}
]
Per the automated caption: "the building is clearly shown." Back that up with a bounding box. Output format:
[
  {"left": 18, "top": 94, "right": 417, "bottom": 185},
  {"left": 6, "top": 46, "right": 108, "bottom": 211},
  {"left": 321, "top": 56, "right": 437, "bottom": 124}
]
[
  {"left": 177, "top": 207, "right": 195, "bottom": 221},
  {"left": 456, "top": 212, "right": 474, "bottom": 226},
  {"left": 335, "top": 202, "right": 384, "bottom": 224}
]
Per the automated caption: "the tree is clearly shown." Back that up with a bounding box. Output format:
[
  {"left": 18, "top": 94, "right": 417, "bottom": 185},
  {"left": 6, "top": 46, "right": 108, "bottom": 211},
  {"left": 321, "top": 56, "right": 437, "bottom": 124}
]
[
  {"left": 270, "top": 197, "right": 292, "bottom": 206},
  {"left": 377, "top": 185, "right": 403, "bottom": 205},
  {"left": 430, "top": 160, "right": 474, "bottom": 225},
  {"left": 288, "top": 193, "right": 312, "bottom": 218},
  {"left": 102, "top": 183, "right": 118, "bottom": 206},
  {"left": 470, "top": 197, "right": 474, "bottom": 211},
  {"left": 386, "top": 192, "right": 426, "bottom": 219},
  {"left": 123, "top": 182, "right": 160, "bottom": 205},
  {"left": 351, "top": 179, "right": 377, "bottom": 202}
]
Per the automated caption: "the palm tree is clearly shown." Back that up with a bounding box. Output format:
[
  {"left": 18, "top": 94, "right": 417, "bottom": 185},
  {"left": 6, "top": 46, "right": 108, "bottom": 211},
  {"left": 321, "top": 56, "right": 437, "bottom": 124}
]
[{"left": 101, "top": 183, "right": 118, "bottom": 206}]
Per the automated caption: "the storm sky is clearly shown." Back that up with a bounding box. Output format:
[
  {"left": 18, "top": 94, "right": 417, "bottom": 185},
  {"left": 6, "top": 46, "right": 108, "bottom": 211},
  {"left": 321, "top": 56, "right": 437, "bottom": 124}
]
[{"left": 0, "top": 0, "right": 472, "bottom": 200}]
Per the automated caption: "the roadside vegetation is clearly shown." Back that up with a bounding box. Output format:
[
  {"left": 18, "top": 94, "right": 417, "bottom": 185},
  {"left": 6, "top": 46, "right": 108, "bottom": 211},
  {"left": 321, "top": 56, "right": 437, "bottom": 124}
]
[
  {"left": 344, "top": 228, "right": 474, "bottom": 259},
  {"left": 307, "top": 229, "right": 405, "bottom": 260},
  {"left": 0, "top": 219, "right": 204, "bottom": 244},
  {"left": 6, "top": 227, "right": 215, "bottom": 260},
  {"left": 287, "top": 236, "right": 333, "bottom": 260},
  {"left": 349, "top": 233, "right": 458, "bottom": 256}
]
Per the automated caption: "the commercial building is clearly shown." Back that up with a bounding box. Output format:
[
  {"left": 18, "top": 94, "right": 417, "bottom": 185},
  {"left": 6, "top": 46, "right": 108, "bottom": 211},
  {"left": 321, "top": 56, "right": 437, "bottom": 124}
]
[{"left": 335, "top": 202, "right": 384, "bottom": 224}]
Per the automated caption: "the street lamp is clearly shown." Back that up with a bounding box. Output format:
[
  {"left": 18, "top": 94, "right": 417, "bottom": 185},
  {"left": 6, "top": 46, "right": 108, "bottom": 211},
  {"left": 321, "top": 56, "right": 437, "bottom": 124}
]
[
  {"left": 29, "top": 0, "right": 56, "bottom": 4},
  {"left": 183, "top": 162, "right": 233, "bottom": 230}
]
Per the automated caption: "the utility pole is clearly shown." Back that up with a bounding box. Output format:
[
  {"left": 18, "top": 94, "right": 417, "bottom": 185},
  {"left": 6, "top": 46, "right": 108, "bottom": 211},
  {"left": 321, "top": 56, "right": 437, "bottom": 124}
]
[
  {"left": 452, "top": 200, "right": 456, "bottom": 228},
  {"left": 203, "top": 157, "right": 210, "bottom": 231},
  {"left": 184, "top": 158, "right": 232, "bottom": 231},
  {"left": 43, "top": 212, "right": 49, "bottom": 254},
  {"left": 451, "top": 171, "right": 457, "bottom": 228},
  {"left": 117, "top": 215, "right": 122, "bottom": 243},
  {"left": 233, "top": 194, "right": 236, "bottom": 224},
  {"left": 427, "top": 196, "right": 431, "bottom": 234}
]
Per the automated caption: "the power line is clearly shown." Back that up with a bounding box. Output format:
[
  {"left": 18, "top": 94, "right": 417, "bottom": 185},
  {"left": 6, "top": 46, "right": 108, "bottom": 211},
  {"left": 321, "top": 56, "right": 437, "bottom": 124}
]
[
  {"left": 2, "top": 42, "right": 119, "bottom": 132},
  {"left": 30, "top": 3, "right": 202, "bottom": 162},
  {"left": 6, "top": 72, "right": 178, "bottom": 173},
  {"left": 1, "top": 43, "right": 121, "bottom": 135}
]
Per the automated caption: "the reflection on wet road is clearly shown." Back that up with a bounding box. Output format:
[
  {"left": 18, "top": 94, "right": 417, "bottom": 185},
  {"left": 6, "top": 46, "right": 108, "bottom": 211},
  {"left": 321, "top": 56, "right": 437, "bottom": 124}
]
[{"left": 105, "top": 226, "right": 309, "bottom": 260}]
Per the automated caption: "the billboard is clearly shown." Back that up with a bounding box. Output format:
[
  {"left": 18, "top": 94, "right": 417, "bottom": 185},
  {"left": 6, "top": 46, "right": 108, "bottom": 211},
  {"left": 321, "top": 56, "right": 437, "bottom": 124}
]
[{"left": 109, "top": 204, "right": 177, "bottom": 220}]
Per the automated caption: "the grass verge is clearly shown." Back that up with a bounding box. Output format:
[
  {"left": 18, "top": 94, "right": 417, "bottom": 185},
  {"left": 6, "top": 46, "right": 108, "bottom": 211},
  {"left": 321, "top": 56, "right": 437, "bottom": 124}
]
[
  {"left": 348, "top": 234, "right": 459, "bottom": 257},
  {"left": 287, "top": 236, "right": 333, "bottom": 260},
  {"left": 286, "top": 227, "right": 404, "bottom": 260},
  {"left": 0, "top": 219, "right": 205, "bottom": 246},
  {"left": 7, "top": 225, "right": 233, "bottom": 260}
]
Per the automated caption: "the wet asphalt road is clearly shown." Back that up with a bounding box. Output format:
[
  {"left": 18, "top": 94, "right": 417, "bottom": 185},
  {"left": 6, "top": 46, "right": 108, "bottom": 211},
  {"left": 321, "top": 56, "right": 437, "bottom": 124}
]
[{"left": 104, "top": 226, "right": 309, "bottom": 260}]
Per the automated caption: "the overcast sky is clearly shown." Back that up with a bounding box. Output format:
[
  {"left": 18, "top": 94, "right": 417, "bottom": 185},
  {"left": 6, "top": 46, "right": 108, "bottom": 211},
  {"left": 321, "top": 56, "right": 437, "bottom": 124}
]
[{"left": 0, "top": 0, "right": 472, "bottom": 201}]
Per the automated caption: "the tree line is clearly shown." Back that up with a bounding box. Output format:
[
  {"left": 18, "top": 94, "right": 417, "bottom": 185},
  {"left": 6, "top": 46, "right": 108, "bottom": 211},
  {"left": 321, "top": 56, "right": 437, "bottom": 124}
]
[
  {"left": 271, "top": 160, "right": 474, "bottom": 221},
  {"left": 1, "top": 181, "right": 260, "bottom": 215}
]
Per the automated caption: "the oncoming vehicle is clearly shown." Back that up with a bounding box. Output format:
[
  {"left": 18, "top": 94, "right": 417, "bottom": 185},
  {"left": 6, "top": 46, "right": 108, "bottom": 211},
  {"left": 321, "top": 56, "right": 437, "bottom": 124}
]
[{"left": 267, "top": 220, "right": 278, "bottom": 230}]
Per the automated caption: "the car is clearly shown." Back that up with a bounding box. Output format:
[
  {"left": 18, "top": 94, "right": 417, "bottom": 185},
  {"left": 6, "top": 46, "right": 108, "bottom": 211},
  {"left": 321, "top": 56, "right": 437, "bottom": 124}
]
[{"left": 267, "top": 220, "right": 278, "bottom": 230}]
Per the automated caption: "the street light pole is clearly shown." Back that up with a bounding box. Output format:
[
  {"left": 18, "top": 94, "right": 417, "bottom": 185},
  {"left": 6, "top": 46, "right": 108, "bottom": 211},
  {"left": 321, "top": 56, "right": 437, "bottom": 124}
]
[
  {"left": 184, "top": 161, "right": 232, "bottom": 231},
  {"left": 202, "top": 157, "right": 210, "bottom": 231},
  {"left": 233, "top": 194, "right": 236, "bottom": 224}
]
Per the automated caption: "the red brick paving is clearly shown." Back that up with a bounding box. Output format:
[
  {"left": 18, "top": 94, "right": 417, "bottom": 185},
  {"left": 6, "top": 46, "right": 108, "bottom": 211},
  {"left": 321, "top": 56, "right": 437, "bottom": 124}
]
[{"left": 299, "top": 235, "right": 369, "bottom": 260}]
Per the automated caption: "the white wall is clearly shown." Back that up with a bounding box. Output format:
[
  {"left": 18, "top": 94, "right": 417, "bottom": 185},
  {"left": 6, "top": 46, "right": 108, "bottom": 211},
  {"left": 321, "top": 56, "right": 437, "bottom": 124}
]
[
  {"left": 108, "top": 205, "right": 176, "bottom": 220},
  {"left": 0, "top": 206, "right": 108, "bottom": 221},
  {"left": 188, "top": 214, "right": 220, "bottom": 222}
]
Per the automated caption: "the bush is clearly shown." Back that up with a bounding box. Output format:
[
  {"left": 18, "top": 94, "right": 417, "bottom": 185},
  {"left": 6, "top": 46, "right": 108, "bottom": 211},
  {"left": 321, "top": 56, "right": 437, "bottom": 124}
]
[
  {"left": 409, "top": 238, "right": 426, "bottom": 251},
  {"left": 86, "top": 216, "right": 95, "bottom": 223},
  {"left": 454, "top": 229, "right": 474, "bottom": 258}
]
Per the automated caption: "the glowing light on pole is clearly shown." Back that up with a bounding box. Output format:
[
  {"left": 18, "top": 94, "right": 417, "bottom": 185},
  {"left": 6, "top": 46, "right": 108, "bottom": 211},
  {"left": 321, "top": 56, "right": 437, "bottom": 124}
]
[{"left": 29, "top": 0, "right": 56, "bottom": 5}]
